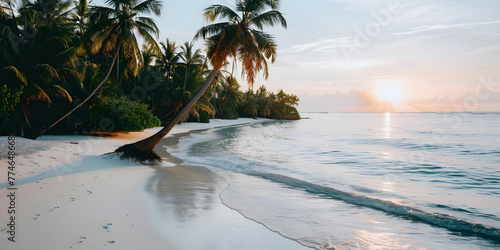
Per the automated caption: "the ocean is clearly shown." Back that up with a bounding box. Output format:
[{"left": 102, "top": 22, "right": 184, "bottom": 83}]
[{"left": 167, "top": 113, "right": 500, "bottom": 249}]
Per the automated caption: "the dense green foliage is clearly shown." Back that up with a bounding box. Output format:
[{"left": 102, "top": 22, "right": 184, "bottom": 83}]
[
  {"left": 237, "top": 87, "right": 300, "bottom": 120},
  {"left": 89, "top": 97, "right": 160, "bottom": 131},
  {"left": 0, "top": 0, "right": 299, "bottom": 136},
  {"left": 0, "top": 85, "right": 24, "bottom": 130}
]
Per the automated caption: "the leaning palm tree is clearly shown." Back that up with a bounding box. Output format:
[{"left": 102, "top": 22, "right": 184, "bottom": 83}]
[
  {"left": 116, "top": 0, "right": 287, "bottom": 162},
  {"left": 32, "top": 0, "right": 162, "bottom": 139}
]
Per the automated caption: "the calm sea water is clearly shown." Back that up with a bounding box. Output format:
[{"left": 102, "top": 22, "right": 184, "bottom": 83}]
[{"left": 169, "top": 113, "right": 500, "bottom": 249}]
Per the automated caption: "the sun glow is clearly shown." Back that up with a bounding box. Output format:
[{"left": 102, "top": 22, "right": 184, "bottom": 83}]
[{"left": 374, "top": 80, "right": 406, "bottom": 104}]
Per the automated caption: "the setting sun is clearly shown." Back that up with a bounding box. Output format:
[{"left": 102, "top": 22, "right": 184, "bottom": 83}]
[{"left": 374, "top": 80, "right": 407, "bottom": 104}]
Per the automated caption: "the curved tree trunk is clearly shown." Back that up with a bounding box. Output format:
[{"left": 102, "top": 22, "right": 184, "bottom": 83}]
[
  {"left": 115, "top": 70, "right": 218, "bottom": 162},
  {"left": 29, "top": 44, "right": 122, "bottom": 139},
  {"left": 159, "top": 102, "right": 183, "bottom": 120}
]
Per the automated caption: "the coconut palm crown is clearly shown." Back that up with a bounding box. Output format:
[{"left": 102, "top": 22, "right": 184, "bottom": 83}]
[{"left": 194, "top": 0, "right": 287, "bottom": 85}]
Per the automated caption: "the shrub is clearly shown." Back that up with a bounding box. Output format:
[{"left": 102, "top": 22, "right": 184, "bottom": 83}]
[
  {"left": 222, "top": 104, "right": 239, "bottom": 119},
  {"left": 199, "top": 111, "right": 210, "bottom": 123},
  {"left": 0, "top": 85, "right": 23, "bottom": 131},
  {"left": 89, "top": 96, "right": 160, "bottom": 132}
]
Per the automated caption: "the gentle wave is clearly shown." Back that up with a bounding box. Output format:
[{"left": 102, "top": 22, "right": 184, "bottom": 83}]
[
  {"left": 246, "top": 171, "right": 500, "bottom": 242},
  {"left": 172, "top": 114, "right": 500, "bottom": 248}
]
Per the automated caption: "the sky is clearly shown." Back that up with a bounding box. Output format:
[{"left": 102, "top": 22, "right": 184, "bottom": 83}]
[{"left": 132, "top": 0, "right": 500, "bottom": 112}]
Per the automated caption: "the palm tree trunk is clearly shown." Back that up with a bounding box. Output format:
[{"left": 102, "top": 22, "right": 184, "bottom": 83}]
[
  {"left": 159, "top": 102, "right": 183, "bottom": 120},
  {"left": 29, "top": 44, "right": 122, "bottom": 139},
  {"left": 115, "top": 70, "right": 218, "bottom": 161}
]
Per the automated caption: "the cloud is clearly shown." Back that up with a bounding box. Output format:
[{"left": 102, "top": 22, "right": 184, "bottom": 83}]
[
  {"left": 279, "top": 35, "right": 357, "bottom": 53},
  {"left": 326, "top": 0, "right": 390, "bottom": 11},
  {"left": 297, "top": 58, "right": 395, "bottom": 70},
  {"left": 298, "top": 89, "right": 500, "bottom": 113},
  {"left": 394, "top": 20, "right": 500, "bottom": 35}
]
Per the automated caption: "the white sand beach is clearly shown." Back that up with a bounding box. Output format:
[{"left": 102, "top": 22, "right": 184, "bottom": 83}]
[{"left": 0, "top": 119, "right": 309, "bottom": 250}]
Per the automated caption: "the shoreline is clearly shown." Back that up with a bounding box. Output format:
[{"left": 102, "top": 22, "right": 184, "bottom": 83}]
[{"left": 0, "top": 119, "right": 308, "bottom": 249}]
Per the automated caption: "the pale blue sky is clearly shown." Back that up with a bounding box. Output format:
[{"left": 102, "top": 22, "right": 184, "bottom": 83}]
[{"left": 97, "top": 0, "right": 500, "bottom": 112}]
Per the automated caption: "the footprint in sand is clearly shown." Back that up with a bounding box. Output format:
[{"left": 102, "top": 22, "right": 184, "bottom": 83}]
[
  {"left": 78, "top": 236, "right": 87, "bottom": 243},
  {"left": 70, "top": 236, "right": 87, "bottom": 248},
  {"left": 102, "top": 223, "right": 113, "bottom": 232},
  {"left": 49, "top": 206, "right": 59, "bottom": 212}
]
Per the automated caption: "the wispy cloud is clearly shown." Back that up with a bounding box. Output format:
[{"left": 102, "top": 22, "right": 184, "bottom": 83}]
[
  {"left": 295, "top": 58, "right": 397, "bottom": 71},
  {"left": 280, "top": 35, "right": 356, "bottom": 53},
  {"left": 394, "top": 20, "right": 500, "bottom": 35},
  {"left": 326, "top": 0, "right": 389, "bottom": 11}
]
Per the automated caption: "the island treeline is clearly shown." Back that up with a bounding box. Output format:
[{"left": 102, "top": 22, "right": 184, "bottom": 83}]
[{"left": 0, "top": 0, "right": 299, "bottom": 139}]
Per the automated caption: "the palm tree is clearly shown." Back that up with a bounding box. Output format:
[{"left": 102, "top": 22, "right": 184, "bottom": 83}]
[
  {"left": 242, "top": 91, "right": 259, "bottom": 118},
  {"left": 259, "top": 95, "right": 272, "bottom": 117},
  {"left": 116, "top": 0, "right": 287, "bottom": 162},
  {"left": 158, "top": 42, "right": 213, "bottom": 121},
  {"left": 219, "top": 75, "right": 243, "bottom": 118},
  {"left": 33, "top": 0, "right": 162, "bottom": 138},
  {"left": 1, "top": 3, "right": 79, "bottom": 136},
  {"left": 157, "top": 38, "right": 180, "bottom": 79},
  {"left": 71, "top": 0, "right": 90, "bottom": 37},
  {"left": 256, "top": 85, "right": 267, "bottom": 97},
  {"left": 19, "top": 0, "right": 74, "bottom": 27}
]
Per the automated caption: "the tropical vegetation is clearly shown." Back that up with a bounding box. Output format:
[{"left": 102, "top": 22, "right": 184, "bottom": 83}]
[{"left": 1, "top": 0, "right": 299, "bottom": 162}]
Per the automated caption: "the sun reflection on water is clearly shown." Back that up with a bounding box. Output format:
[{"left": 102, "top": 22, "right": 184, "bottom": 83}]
[{"left": 383, "top": 112, "right": 391, "bottom": 138}]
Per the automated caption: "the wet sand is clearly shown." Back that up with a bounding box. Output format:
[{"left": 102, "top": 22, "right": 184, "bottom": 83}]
[{"left": 0, "top": 119, "right": 308, "bottom": 249}]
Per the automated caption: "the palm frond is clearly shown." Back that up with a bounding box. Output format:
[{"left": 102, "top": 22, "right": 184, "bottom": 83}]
[
  {"left": 194, "top": 22, "right": 232, "bottom": 41},
  {"left": 58, "top": 68, "right": 84, "bottom": 82},
  {"left": 35, "top": 64, "right": 61, "bottom": 84},
  {"left": 49, "top": 46, "right": 81, "bottom": 68},
  {"left": 250, "top": 10, "right": 287, "bottom": 30},
  {"left": 91, "top": 24, "right": 119, "bottom": 54},
  {"left": 251, "top": 29, "right": 277, "bottom": 62},
  {"left": 134, "top": 0, "right": 162, "bottom": 16},
  {"left": 203, "top": 4, "right": 240, "bottom": 23},
  {"left": 24, "top": 83, "right": 51, "bottom": 104},
  {"left": 2, "top": 66, "right": 28, "bottom": 86},
  {"left": 134, "top": 17, "right": 160, "bottom": 40},
  {"left": 43, "top": 84, "right": 73, "bottom": 103},
  {"left": 193, "top": 102, "right": 215, "bottom": 116},
  {"left": 242, "top": 0, "right": 268, "bottom": 15}
]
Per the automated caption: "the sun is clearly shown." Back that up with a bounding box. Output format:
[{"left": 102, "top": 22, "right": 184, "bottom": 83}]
[{"left": 374, "top": 80, "right": 406, "bottom": 103}]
